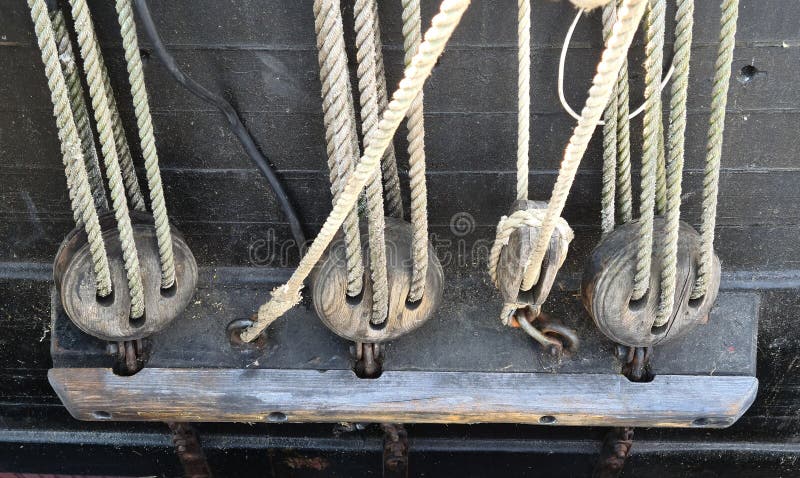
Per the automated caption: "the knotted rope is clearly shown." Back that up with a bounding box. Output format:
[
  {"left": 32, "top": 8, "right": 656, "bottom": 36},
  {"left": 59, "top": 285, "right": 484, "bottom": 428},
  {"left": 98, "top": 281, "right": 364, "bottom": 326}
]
[
  {"left": 489, "top": 209, "right": 573, "bottom": 322},
  {"left": 241, "top": 0, "right": 471, "bottom": 342}
]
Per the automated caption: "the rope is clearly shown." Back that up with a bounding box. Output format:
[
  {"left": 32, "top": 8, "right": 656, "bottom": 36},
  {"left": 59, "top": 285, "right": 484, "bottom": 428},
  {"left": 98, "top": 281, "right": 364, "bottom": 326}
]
[
  {"left": 693, "top": 0, "right": 739, "bottom": 299},
  {"left": 516, "top": 0, "right": 530, "bottom": 201},
  {"left": 241, "top": 0, "right": 471, "bottom": 342},
  {"left": 51, "top": 10, "right": 107, "bottom": 213},
  {"left": 28, "top": 0, "right": 113, "bottom": 297},
  {"left": 93, "top": 23, "right": 146, "bottom": 213},
  {"left": 518, "top": 0, "right": 648, "bottom": 292},
  {"left": 312, "top": 0, "right": 364, "bottom": 298},
  {"left": 558, "top": 9, "right": 675, "bottom": 126},
  {"left": 489, "top": 209, "right": 573, "bottom": 322},
  {"left": 115, "top": 0, "right": 176, "bottom": 289},
  {"left": 615, "top": 54, "right": 633, "bottom": 224},
  {"left": 368, "top": 0, "right": 404, "bottom": 220},
  {"left": 631, "top": 0, "right": 665, "bottom": 301},
  {"left": 69, "top": 0, "right": 145, "bottom": 318},
  {"left": 354, "top": 0, "right": 390, "bottom": 324},
  {"left": 402, "top": 0, "right": 430, "bottom": 303},
  {"left": 571, "top": 0, "right": 615, "bottom": 9},
  {"left": 600, "top": 2, "right": 617, "bottom": 237},
  {"left": 656, "top": 0, "right": 693, "bottom": 326}
]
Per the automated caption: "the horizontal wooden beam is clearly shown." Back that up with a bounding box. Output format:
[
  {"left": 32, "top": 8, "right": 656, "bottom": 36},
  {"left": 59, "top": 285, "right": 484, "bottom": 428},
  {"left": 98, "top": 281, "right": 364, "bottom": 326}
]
[{"left": 49, "top": 368, "right": 757, "bottom": 428}]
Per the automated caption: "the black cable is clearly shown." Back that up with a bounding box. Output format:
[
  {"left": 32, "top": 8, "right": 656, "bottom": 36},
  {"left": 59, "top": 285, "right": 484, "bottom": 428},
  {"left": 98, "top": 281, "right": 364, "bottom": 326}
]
[{"left": 132, "top": 0, "right": 307, "bottom": 249}]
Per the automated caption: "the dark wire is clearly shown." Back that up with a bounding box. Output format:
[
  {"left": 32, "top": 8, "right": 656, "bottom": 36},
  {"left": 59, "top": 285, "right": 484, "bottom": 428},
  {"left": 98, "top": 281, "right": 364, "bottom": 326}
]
[{"left": 132, "top": 0, "right": 307, "bottom": 249}]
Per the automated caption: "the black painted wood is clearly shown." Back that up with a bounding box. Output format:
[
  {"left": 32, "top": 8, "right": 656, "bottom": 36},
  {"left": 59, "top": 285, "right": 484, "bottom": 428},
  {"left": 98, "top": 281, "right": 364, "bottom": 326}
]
[{"left": 0, "top": 0, "right": 798, "bottom": 473}]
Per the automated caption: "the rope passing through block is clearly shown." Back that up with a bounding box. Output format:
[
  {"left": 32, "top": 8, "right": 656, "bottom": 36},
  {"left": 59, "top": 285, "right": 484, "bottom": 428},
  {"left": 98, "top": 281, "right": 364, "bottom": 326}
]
[{"left": 240, "top": 0, "right": 472, "bottom": 343}]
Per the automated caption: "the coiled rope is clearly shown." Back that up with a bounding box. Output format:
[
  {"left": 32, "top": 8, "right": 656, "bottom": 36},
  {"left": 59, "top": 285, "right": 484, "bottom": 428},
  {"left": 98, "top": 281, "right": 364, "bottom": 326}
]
[
  {"left": 693, "top": 0, "right": 739, "bottom": 299},
  {"left": 241, "top": 0, "right": 471, "bottom": 342},
  {"left": 518, "top": 0, "right": 648, "bottom": 292},
  {"left": 28, "top": 0, "right": 112, "bottom": 297}
]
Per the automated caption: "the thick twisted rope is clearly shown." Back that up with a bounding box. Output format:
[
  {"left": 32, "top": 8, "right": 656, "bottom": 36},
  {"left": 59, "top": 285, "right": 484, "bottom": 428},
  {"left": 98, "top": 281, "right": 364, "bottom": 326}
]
[
  {"left": 518, "top": 0, "right": 648, "bottom": 292},
  {"left": 516, "top": 0, "right": 530, "bottom": 201},
  {"left": 70, "top": 0, "right": 145, "bottom": 318},
  {"left": 368, "top": 0, "right": 404, "bottom": 220},
  {"left": 615, "top": 54, "right": 633, "bottom": 224},
  {"left": 600, "top": 2, "right": 617, "bottom": 237},
  {"left": 90, "top": 15, "right": 146, "bottom": 213},
  {"left": 51, "top": 10, "right": 107, "bottom": 213},
  {"left": 655, "top": 116, "right": 667, "bottom": 215},
  {"left": 402, "top": 0, "right": 430, "bottom": 303},
  {"left": 313, "top": 0, "right": 364, "bottom": 297},
  {"left": 115, "top": 0, "right": 176, "bottom": 289},
  {"left": 29, "top": 0, "right": 113, "bottom": 297},
  {"left": 631, "top": 0, "right": 665, "bottom": 301},
  {"left": 354, "top": 0, "right": 391, "bottom": 324},
  {"left": 693, "top": 0, "right": 739, "bottom": 299},
  {"left": 489, "top": 209, "right": 573, "bottom": 322},
  {"left": 241, "top": 0, "right": 471, "bottom": 342},
  {"left": 656, "top": 0, "right": 694, "bottom": 325}
]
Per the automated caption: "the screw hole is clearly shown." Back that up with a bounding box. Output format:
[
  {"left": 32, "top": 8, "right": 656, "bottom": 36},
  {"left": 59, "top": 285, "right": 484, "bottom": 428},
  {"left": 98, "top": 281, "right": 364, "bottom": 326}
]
[
  {"left": 539, "top": 415, "right": 557, "bottom": 424},
  {"left": 92, "top": 410, "right": 111, "bottom": 420},
  {"left": 739, "top": 64, "right": 760, "bottom": 84},
  {"left": 139, "top": 48, "right": 151, "bottom": 62},
  {"left": 268, "top": 412, "right": 287, "bottom": 423}
]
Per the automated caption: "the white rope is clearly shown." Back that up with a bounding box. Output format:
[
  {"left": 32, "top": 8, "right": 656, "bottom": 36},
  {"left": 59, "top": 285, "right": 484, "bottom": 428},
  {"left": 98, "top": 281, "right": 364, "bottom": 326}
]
[
  {"left": 313, "top": 0, "right": 365, "bottom": 298},
  {"left": 354, "top": 0, "right": 391, "bottom": 324},
  {"left": 558, "top": 9, "right": 674, "bottom": 126},
  {"left": 402, "top": 0, "right": 431, "bottom": 303},
  {"left": 241, "top": 0, "right": 471, "bottom": 342},
  {"left": 693, "top": 0, "right": 739, "bottom": 299},
  {"left": 520, "top": 0, "right": 648, "bottom": 292},
  {"left": 488, "top": 209, "right": 573, "bottom": 322},
  {"left": 516, "top": 0, "right": 531, "bottom": 201}
]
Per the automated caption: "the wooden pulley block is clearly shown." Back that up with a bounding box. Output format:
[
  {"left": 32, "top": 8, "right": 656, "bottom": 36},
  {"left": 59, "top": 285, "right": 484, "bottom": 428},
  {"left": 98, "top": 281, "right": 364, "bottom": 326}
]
[
  {"left": 496, "top": 200, "right": 573, "bottom": 315},
  {"left": 581, "top": 218, "right": 721, "bottom": 347},
  {"left": 54, "top": 211, "right": 198, "bottom": 342},
  {"left": 311, "top": 217, "right": 444, "bottom": 343}
]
